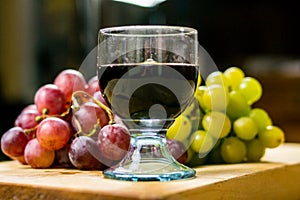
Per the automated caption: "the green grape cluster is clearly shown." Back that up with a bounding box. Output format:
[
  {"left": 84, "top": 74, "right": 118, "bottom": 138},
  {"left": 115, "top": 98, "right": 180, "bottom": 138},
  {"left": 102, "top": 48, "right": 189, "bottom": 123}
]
[{"left": 167, "top": 66, "right": 285, "bottom": 166}]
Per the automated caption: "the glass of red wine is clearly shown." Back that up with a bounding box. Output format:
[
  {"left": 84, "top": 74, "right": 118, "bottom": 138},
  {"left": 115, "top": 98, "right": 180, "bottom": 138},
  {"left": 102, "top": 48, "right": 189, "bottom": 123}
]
[{"left": 97, "top": 25, "right": 199, "bottom": 181}]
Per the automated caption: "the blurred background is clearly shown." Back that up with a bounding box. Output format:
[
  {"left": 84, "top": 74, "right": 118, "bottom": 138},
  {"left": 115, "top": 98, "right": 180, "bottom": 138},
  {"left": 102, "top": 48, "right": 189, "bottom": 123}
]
[{"left": 0, "top": 0, "right": 299, "bottom": 160}]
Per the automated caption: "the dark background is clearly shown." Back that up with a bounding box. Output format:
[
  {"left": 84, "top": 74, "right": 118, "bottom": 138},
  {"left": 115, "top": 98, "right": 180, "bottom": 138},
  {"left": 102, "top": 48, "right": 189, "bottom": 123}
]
[{"left": 1, "top": 0, "right": 300, "bottom": 160}]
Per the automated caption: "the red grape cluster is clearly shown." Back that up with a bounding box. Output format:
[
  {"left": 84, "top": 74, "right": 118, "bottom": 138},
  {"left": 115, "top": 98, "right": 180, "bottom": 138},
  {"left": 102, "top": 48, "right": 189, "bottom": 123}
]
[{"left": 1, "top": 68, "right": 187, "bottom": 170}]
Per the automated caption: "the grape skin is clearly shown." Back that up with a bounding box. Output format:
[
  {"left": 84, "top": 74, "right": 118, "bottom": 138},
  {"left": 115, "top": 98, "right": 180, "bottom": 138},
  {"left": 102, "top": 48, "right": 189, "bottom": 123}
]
[
  {"left": 190, "top": 130, "right": 214, "bottom": 154},
  {"left": 93, "top": 91, "right": 109, "bottom": 107},
  {"left": 36, "top": 117, "right": 71, "bottom": 151},
  {"left": 258, "top": 125, "right": 285, "bottom": 148},
  {"left": 195, "top": 86, "right": 209, "bottom": 112},
  {"left": 15, "top": 109, "right": 40, "bottom": 130},
  {"left": 166, "top": 115, "right": 192, "bottom": 141},
  {"left": 205, "top": 71, "right": 230, "bottom": 91},
  {"left": 86, "top": 76, "right": 101, "bottom": 95},
  {"left": 54, "top": 69, "right": 87, "bottom": 103},
  {"left": 1, "top": 127, "right": 30, "bottom": 158},
  {"left": 202, "top": 84, "right": 229, "bottom": 112},
  {"left": 54, "top": 143, "right": 74, "bottom": 168},
  {"left": 166, "top": 139, "right": 188, "bottom": 164},
  {"left": 220, "top": 136, "right": 246, "bottom": 164},
  {"left": 72, "top": 102, "right": 109, "bottom": 135},
  {"left": 248, "top": 108, "right": 272, "bottom": 132},
  {"left": 202, "top": 111, "right": 231, "bottom": 139},
  {"left": 24, "top": 138, "right": 55, "bottom": 169},
  {"left": 68, "top": 136, "right": 106, "bottom": 170},
  {"left": 187, "top": 152, "right": 207, "bottom": 167},
  {"left": 14, "top": 155, "right": 28, "bottom": 165},
  {"left": 246, "top": 139, "right": 265, "bottom": 162},
  {"left": 97, "top": 124, "right": 130, "bottom": 161},
  {"left": 21, "top": 104, "right": 38, "bottom": 113},
  {"left": 224, "top": 67, "right": 245, "bottom": 90},
  {"left": 14, "top": 108, "right": 40, "bottom": 139},
  {"left": 238, "top": 77, "right": 262, "bottom": 105},
  {"left": 226, "top": 90, "right": 251, "bottom": 120},
  {"left": 206, "top": 145, "right": 224, "bottom": 164},
  {"left": 233, "top": 117, "right": 258, "bottom": 141},
  {"left": 34, "top": 84, "right": 66, "bottom": 115}
]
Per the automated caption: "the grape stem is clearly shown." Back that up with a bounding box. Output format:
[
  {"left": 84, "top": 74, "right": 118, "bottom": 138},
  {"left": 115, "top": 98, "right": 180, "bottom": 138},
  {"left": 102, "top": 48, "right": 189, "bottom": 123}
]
[
  {"left": 24, "top": 107, "right": 72, "bottom": 137},
  {"left": 71, "top": 91, "right": 115, "bottom": 125},
  {"left": 24, "top": 91, "right": 115, "bottom": 138},
  {"left": 72, "top": 115, "right": 100, "bottom": 137},
  {"left": 92, "top": 98, "right": 115, "bottom": 125},
  {"left": 70, "top": 91, "right": 115, "bottom": 138}
]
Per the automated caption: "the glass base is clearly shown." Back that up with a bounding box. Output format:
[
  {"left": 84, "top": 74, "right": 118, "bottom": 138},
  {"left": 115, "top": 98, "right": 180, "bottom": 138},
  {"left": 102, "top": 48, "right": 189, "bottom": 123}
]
[
  {"left": 103, "top": 134, "right": 196, "bottom": 181},
  {"left": 104, "top": 159, "right": 195, "bottom": 181}
]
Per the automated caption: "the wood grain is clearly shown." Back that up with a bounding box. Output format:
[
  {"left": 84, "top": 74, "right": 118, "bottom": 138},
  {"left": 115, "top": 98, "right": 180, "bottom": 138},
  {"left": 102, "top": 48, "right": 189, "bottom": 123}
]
[{"left": 1, "top": 143, "right": 300, "bottom": 200}]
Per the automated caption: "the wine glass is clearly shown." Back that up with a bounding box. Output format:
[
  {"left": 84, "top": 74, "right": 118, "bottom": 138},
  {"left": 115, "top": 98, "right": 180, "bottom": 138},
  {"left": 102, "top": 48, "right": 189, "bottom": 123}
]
[{"left": 97, "top": 25, "right": 199, "bottom": 181}]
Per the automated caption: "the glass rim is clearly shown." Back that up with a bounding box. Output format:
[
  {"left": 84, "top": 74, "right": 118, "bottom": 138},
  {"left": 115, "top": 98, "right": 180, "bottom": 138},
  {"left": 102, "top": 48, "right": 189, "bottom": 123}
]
[{"left": 99, "top": 25, "right": 198, "bottom": 37}]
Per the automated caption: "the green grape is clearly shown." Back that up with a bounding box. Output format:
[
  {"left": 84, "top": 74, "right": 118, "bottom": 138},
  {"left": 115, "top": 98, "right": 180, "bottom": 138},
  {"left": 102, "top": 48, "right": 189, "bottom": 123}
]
[
  {"left": 245, "top": 139, "right": 265, "bottom": 162},
  {"left": 226, "top": 90, "right": 251, "bottom": 120},
  {"left": 258, "top": 125, "right": 285, "bottom": 148},
  {"left": 186, "top": 151, "right": 207, "bottom": 167},
  {"left": 187, "top": 100, "right": 204, "bottom": 131},
  {"left": 201, "top": 84, "right": 229, "bottom": 112},
  {"left": 195, "top": 86, "right": 209, "bottom": 112},
  {"left": 186, "top": 147, "right": 195, "bottom": 163},
  {"left": 248, "top": 108, "right": 272, "bottom": 132},
  {"left": 233, "top": 117, "right": 258, "bottom": 140},
  {"left": 238, "top": 77, "right": 263, "bottom": 105},
  {"left": 180, "top": 138, "right": 191, "bottom": 150},
  {"left": 197, "top": 71, "right": 202, "bottom": 88},
  {"left": 224, "top": 66, "right": 245, "bottom": 91},
  {"left": 202, "top": 111, "right": 231, "bottom": 139},
  {"left": 206, "top": 141, "right": 224, "bottom": 164},
  {"left": 206, "top": 71, "right": 230, "bottom": 91},
  {"left": 190, "top": 130, "right": 214, "bottom": 154},
  {"left": 182, "top": 97, "right": 196, "bottom": 116},
  {"left": 220, "top": 136, "right": 247, "bottom": 163},
  {"left": 166, "top": 115, "right": 192, "bottom": 141}
]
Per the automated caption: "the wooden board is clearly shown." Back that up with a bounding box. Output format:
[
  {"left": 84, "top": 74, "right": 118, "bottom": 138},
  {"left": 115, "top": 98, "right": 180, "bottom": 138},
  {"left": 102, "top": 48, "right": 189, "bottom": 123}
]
[{"left": 1, "top": 143, "right": 300, "bottom": 200}]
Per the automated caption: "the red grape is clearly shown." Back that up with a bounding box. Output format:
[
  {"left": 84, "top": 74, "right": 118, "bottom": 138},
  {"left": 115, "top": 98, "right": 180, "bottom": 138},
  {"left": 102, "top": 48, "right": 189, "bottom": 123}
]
[
  {"left": 1, "top": 127, "right": 30, "bottom": 158},
  {"left": 153, "top": 139, "right": 188, "bottom": 164},
  {"left": 34, "top": 84, "right": 66, "bottom": 115},
  {"left": 54, "top": 143, "right": 74, "bottom": 168},
  {"left": 86, "top": 76, "right": 100, "bottom": 95},
  {"left": 14, "top": 155, "right": 28, "bottom": 165},
  {"left": 72, "top": 102, "right": 109, "bottom": 134},
  {"left": 97, "top": 124, "right": 130, "bottom": 161},
  {"left": 54, "top": 69, "right": 87, "bottom": 103},
  {"left": 167, "top": 139, "right": 188, "bottom": 164},
  {"left": 36, "top": 117, "right": 71, "bottom": 151},
  {"left": 15, "top": 109, "right": 41, "bottom": 130},
  {"left": 93, "top": 91, "right": 108, "bottom": 107},
  {"left": 21, "top": 104, "right": 37, "bottom": 113},
  {"left": 68, "top": 136, "right": 106, "bottom": 170},
  {"left": 24, "top": 138, "right": 55, "bottom": 168},
  {"left": 113, "top": 114, "right": 125, "bottom": 126}
]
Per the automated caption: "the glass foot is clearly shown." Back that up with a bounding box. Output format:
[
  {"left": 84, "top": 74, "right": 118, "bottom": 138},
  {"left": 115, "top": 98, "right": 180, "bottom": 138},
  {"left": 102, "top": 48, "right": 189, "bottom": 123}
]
[
  {"left": 103, "top": 134, "right": 196, "bottom": 181},
  {"left": 103, "top": 159, "right": 195, "bottom": 181}
]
